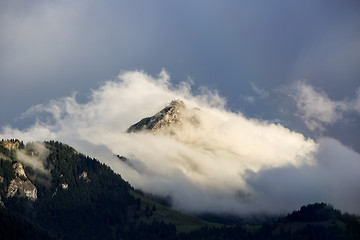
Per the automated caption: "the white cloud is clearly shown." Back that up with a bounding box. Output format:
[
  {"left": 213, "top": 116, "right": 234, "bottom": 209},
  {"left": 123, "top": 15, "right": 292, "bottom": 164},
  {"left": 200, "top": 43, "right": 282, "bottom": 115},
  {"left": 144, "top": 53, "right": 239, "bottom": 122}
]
[
  {"left": 285, "top": 81, "right": 360, "bottom": 131},
  {"left": 246, "top": 138, "right": 360, "bottom": 214},
  {"left": 1, "top": 70, "right": 360, "bottom": 215}
]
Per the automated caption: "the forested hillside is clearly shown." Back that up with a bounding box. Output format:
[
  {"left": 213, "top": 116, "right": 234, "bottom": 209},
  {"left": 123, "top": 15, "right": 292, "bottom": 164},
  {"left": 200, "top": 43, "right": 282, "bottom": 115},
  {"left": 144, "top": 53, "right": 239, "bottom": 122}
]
[
  {"left": 0, "top": 140, "right": 181, "bottom": 239},
  {"left": 0, "top": 139, "right": 359, "bottom": 240}
]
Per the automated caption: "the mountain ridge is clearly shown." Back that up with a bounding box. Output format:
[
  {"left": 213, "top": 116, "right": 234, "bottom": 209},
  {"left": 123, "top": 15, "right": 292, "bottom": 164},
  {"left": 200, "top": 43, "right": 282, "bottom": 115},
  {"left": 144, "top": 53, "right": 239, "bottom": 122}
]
[
  {"left": 0, "top": 139, "right": 359, "bottom": 239},
  {"left": 0, "top": 139, "right": 217, "bottom": 239},
  {"left": 127, "top": 99, "right": 185, "bottom": 133}
]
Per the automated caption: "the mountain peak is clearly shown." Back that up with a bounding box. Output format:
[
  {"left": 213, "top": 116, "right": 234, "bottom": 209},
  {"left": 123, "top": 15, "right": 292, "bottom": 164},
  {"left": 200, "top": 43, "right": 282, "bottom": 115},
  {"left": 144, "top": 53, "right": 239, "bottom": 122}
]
[
  {"left": 168, "top": 99, "right": 184, "bottom": 107},
  {"left": 127, "top": 99, "right": 186, "bottom": 134}
]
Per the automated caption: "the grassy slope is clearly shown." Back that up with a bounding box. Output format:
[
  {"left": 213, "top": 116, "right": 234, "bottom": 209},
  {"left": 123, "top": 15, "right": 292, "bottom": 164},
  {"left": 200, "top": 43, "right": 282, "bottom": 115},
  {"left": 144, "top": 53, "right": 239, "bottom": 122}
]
[{"left": 130, "top": 190, "right": 221, "bottom": 233}]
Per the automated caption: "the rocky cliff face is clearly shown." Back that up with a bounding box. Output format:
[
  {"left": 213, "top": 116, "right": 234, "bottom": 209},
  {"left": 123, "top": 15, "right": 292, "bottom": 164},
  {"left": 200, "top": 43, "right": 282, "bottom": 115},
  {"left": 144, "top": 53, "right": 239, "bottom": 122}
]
[
  {"left": 79, "top": 171, "right": 91, "bottom": 183},
  {"left": 127, "top": 100, "right": 198, "bottom": 135},
  {"left": 7, "top": 178, "right": 37, "bottom": 201},
  {"left": 13, "top": 162, "right": 26, "bottom": 178},
  {"left": 1, "top": 140, "right": 21, "bottom": 150},
  {"left": 6, "top": 162, "right": 37, "bottom": 201}
]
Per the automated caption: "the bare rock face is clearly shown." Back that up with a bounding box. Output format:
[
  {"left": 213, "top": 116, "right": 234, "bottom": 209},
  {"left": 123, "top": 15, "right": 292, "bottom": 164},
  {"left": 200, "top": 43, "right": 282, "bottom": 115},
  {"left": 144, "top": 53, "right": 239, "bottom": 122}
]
[
  {"left": 127, "top": 100, "right": 202, "bottom": 140},
  {"left": 1, "top": 140, "right": 20, "bottom": 150},
  {"left": 6, "top": 163, "right": 37, "bottom": 201},
  {"left": 79, "top": 171, "right": 90, "bottom": 183},
  {"left": 151, "top": 100, "right": 185, "bottom": 133},
  {"left": 127, "top": 100, "right": 187, "bottom": 134},
  {"left": 7, "top": 178, "right": 37, "bottom": 201},
  {"left": 13, "top": 162, "right": 27, "bottom": 179}
]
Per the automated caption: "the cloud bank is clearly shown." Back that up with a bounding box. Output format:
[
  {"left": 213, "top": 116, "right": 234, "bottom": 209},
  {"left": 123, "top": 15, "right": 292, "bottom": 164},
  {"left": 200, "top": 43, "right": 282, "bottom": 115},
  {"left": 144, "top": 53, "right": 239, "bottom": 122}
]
[{"left": 1, "top": 70, "right": 359, "bottom": 215}]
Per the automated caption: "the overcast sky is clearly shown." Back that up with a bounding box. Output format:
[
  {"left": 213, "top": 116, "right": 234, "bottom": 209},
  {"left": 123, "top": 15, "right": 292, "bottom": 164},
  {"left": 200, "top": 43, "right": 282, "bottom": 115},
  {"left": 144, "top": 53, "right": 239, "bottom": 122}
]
[
  {"left": 1, "top": 0, "right": 360, "bottom": 151},
  {"left": 1, "top": 0, "right": 360, "bottom": 215}
]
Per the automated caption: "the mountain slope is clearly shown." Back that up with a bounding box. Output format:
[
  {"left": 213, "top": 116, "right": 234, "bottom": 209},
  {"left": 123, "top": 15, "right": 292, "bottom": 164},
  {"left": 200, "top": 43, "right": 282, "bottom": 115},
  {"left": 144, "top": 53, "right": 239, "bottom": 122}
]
[
  {"left": 1, "top": 139, "right": 359, "bottom": 239},
  {"left": 273, "top": 203, "right": 360, "bottom": 239},
  {"left": 1, "top": 140, "right": 136, "bottom": 239},
  {"left": 181, "top": 203, "right": 360, "bottom": 240},
  {"left": 130, "top": 190, "right": 221, "bottom": 233},
  {"left": 0, "top": 139, "right": 216, "bottom": 239},
  {"left": 0, "top": 206, "right": 57, "bottom": 240}
]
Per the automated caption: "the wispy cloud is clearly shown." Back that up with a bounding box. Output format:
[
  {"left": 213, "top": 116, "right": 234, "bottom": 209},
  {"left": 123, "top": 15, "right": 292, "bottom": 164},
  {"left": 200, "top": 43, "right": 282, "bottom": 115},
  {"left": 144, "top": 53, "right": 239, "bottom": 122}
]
[
  {"left": 1, "top": 70, "right": 359, "bottom": 215},
  {"left": 251, "top": 83, "right": 269, "bottom": 99},
  {"left": 239, "top": 83, "right": 269, "bottom": 105},
  {"left": 16, "top": 142, "right": 50, "bottom": 176},
  {"left": 240, "top": 95, "right": 256, "bottom": 104},
  {"left": 284, "top": 81, "right": 360, "bottom": 131}
]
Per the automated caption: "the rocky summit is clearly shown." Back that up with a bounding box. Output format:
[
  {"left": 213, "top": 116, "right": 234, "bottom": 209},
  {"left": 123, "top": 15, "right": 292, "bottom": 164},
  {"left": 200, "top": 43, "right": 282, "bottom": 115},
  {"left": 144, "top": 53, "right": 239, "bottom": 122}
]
[{"left": 127, "top": 99, "right": 186, "bottom": 134}]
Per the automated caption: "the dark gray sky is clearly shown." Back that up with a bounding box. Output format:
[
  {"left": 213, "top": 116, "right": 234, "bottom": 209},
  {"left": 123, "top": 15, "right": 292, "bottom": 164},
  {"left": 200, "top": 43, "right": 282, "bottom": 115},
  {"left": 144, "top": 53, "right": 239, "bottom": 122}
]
[{"left": 1, "top": 0, "right": 360, "bottom": 151}]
